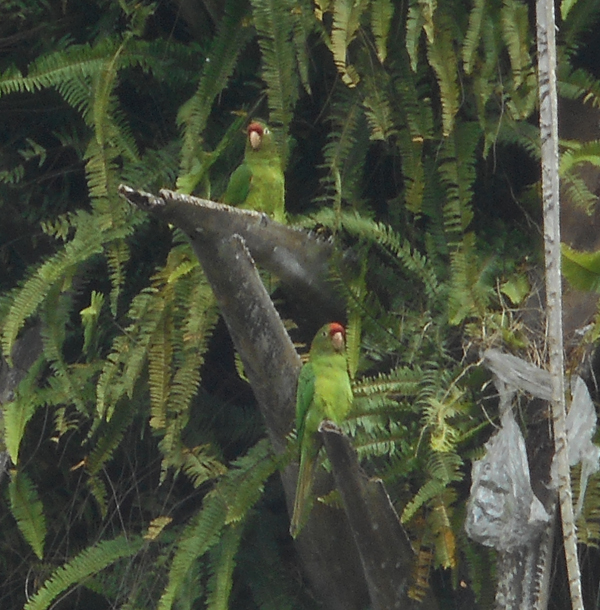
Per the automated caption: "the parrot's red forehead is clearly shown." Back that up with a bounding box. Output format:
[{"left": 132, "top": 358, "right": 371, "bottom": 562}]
[
  {"left": 247, "top": 122, "right": 264, "bottom": 137},
  {"left": 329, "top": 322, "right": 345, "bottom": 337}
]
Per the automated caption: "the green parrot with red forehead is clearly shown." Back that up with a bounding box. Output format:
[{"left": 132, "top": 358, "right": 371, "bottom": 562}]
[
  {"left": 290, "top": 322, "right": 353, "bottom": 538},
  {"left": 223, "top": 120, "right": 286, "bottom": 224}
]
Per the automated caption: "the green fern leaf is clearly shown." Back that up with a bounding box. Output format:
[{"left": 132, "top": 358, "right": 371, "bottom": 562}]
[
  {"left": 250, "top": 0, "right": 299, "bottom": 159},
  {"left": 330, "top": 0, "right": 369, "bottom": 87},
  {"left": 462, "top": 0, "right": 486, "bottom": 75},
  {"left": 426, "top": 13, "right": 459, "bottom": 136},
  {"left": 87, "top": 475, "right": 109, "bottom": 519},
  {"left": 105, "top": 239, "right": 129, "bottom": 317},
  {"left": 8, "top": 469, "right": 46, "bottom": 560},
  {"left": 3, "top": 357, "right": 45, "bottom": 463},
  {"left": 178, "top": 0, "right": 252, "bottom": 177},
  {"left": 500, "top": 0, "right": 531, "bottom": 89},
  {"left": 370, "top": 0, "right": 394, "bottom": 63},
  {"left": 562, "top": 243, "right": 600, "bottom": 292},
  {"left": 158, "top": 494, "right": 228, "bottom": 610},
  {"left": 223, "top": 438, "right": 277, "bottom": 524},
  {"left": 148, "top": 310, "right": 173, "bottom": 431},
  {"left": 206, "top": 522, "right": 244, "bottom": 610},
  {"left": 24, "top": 535, "right": 143, "bottom": 610}
]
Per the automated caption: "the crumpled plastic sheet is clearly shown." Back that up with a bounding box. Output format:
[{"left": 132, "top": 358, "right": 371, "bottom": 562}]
[
  {"left": 465, "top": 391, "right": 550, "bottom": 551},
  {"left": 552, "top": 376, "right": 600, "bottom": 517},
  {"left": 466, "top": 349, "right": 600, "bottom": 549}
]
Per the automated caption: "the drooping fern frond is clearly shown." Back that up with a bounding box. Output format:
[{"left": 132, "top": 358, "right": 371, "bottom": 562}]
[
  {"left": 177, "top": 0, "right": 252, "bottom": 178},
  {"left": 3, "top": 356, "right": 45, "bottom": 463},
  {"left": 306, "top": 208, "right": 440, "bottom": 301},
  {"left": 462, "top": 0, "right": 486, "bottom": 75},
  {"left": 560, "top": 139, "right": 600, "bottom": 212},
  {"left": 500, "top": 0, "right": 536, "bottom": 120},
  {"left": 361, "top": 65, "right": 396, "bottom": 142},
  {"left": 23, "top": 535, "right": 144, "bottom": 610},
  {"left": 205, "top": 522, "right": 245, "bottom": 610},
  {"left": 318, "top": 85, "right": 368, "bottom": 214},
  {"left": 330, "top": 0, "right": 370, "bottom": 87},
  {"left": 437, "top": 121, "right": 492, "bottom": 324},
  {"left": 405, "top": 0, "right": 436, "bottom": 72},
  {"left": 1, "top": 211, "right": 111, "bottom": 358},
  {"left": 401, "top": 452, "right": 462, "bottom": 524},
  {"left": 289, "top": 0, "right": 316, "bottom": 95},
  {"left": 500, "top": 0, "right": 532, "bottom": 89},
  {"left": 425, "top": 11, "right": 460, "bottom": 137},
  {"left": 158, "top": 439, "right": 277, "bottom": 610},
  {"left": 250, "top": 0, "right": 300, "bottom": 161},
  {"left": 8, "top": 469, "right": 47, "bottom": 560},
  {"left": 370, "top": 0, "right": 394, "bottom": 64},
  {"left": 85, "top": 393, "right": 137, "bottom": 477}
]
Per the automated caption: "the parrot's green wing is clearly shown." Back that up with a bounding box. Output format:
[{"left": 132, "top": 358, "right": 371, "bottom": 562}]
[
  {"left": 223, "top": 162, "right": 252, "bottom": 206},
  {"left": 295, "top": 361, "right": 315, "bottom": 442}
]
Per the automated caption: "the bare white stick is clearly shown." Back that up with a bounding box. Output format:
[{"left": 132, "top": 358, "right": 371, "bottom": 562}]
[{"left": 535, "top": 0, "right": 583, "bottom": 608}]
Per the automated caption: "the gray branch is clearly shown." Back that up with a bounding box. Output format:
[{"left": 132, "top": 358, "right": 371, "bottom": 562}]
[
  {"left": 319, "top": 420, "right": 438, "bottom": 610},
  {"left": 121, "top": 185, "right": 427, "bottom": 610},
  {"left": 120, "top": 186, "right": 347, "bottom": 320}
]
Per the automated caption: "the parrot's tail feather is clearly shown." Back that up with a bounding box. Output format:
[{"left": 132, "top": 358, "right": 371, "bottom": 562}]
[{"left": 290, "top": 452, "right": 317, "bottom": 538}]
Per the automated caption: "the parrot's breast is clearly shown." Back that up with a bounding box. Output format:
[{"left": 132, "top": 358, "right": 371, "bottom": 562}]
[{"left": 313, "top": 358, "right": 352, "bottom": 424}]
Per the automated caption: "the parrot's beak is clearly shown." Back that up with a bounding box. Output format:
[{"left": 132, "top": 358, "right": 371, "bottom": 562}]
[
  {"left": 249, "top": 130, "right": 262, "bottom": 150},
  {"left": 331, "top": 331, "right": 344, "bottom": 352}
]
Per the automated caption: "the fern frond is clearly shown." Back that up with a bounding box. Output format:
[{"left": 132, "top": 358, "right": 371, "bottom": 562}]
[
  {"left": 353, "top": 366, "right": 423, "bottom": 398},
  {"left": 362, "top": 68, "right": 396, "bottom": 141},
  {"left": 558, "top": 65, "right": 600, "bottom": 107},
  {"left": 307, "top": 208, "right": 440, "bottom": 300},
  {"left": 370, "top": 0, "right": 394, "bottom": 63},
  {"left": 180, "top": 445, "right": 228, "bottom": 488},
  {"left": 405, "top": 0, "right": 436, "bottom": 71},
  {"left": 2, "top": 211, "right": 107, "bottom": 358},
  {"left": 159, "top": 439, "right": 276, "bottom": 610},
  {"left": 105, "top": 239, "right": 130, "bottom": 317},
  {"left": 3, "top": 356, "right": 45, "bottom": 463},
  {"left": 222, "top": 439, "right": 278, "bottom": 524},
  {"left": 250, "top": 0, "right": 299, "bottom": 160},
  {"left": 24, "top": 535, "right": 143, "bottom": 610},
  {"left": 401, "top": 453, "right": 462, "bottom": 523},
  {"left": 429, "top": 488, "right": 457, "bottom": 568},
  {"left": 319, "top": 88, "right": 368, "bottom": 211},
  {"left": 80, "top": 290, "right": 105, "bottom": 358},
  {"left": 148, "top": 310, "right": 173, "bottom": 431},
  {"left": 86, "top": 395, "right": 136, "bottom": 476},
  {"left": 289, "top": 0, "right": 316, "bottom": 94},
  {"left": 8, "top": 469, "right": 46, "bottom": 560},
  {"left": 178, "top": 0, "right": 252, "bottom": 176},
  {"left": 426, "top": 12, "right": 459, "bottom": 136},
  {"left": 462, "top": 0, "right": 486, "bottom": 75},
  {"left": 158, "top": 494, "right": 227, "bottom": 610},
  {"left": 329, "top": 0, "right": 369, "bottom": 87},
  {"left": 87, "top": 475, "right": 109, "bottom": 519},
  {"left": 205, "top": 522, "right": 244, "bottom": 610},
  {"left": 500, "top": 0, "right": 532, "bottom": 89}
]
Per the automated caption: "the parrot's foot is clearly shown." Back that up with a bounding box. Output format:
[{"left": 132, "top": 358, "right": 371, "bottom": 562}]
[{"left": 318, "top": 419, "right": 342, "bottom": 434}]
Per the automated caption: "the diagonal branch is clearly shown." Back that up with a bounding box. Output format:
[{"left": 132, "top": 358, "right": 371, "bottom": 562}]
[{"left": 120, "top": 183, "right": 437, "bottom": 610}]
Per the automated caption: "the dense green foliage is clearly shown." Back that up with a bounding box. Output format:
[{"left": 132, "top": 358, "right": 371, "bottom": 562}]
[{"left": 1, "top": 0, "right": 600, "bottom": 608}]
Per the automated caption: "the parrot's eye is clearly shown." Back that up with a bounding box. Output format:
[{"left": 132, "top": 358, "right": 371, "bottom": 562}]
[{"left": 264, "top": 127, "right": 270, "bottom": 135}]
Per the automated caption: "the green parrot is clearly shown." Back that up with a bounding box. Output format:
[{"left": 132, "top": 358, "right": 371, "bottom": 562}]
[
  {"left": 290, "top": 322, "right": 353, "bottom": 538},
  {"left": 222, "top": 120, "right": 286, "bottom": 224}
]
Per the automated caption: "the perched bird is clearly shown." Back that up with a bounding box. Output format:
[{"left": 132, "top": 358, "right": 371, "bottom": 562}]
[
  {"left": 223, "top": 120, "right": 286, "bottom": 224},
  {"left": 290, "top": 322, "right": 353, "bottom": 538}
]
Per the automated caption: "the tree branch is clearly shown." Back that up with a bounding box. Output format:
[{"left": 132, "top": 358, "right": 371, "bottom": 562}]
[
  {"left": 120, "top": 184, "right": 435, "bottom": 610},
  {"left": 319, "top": 420, "right": 438, "bottom": 610}
]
